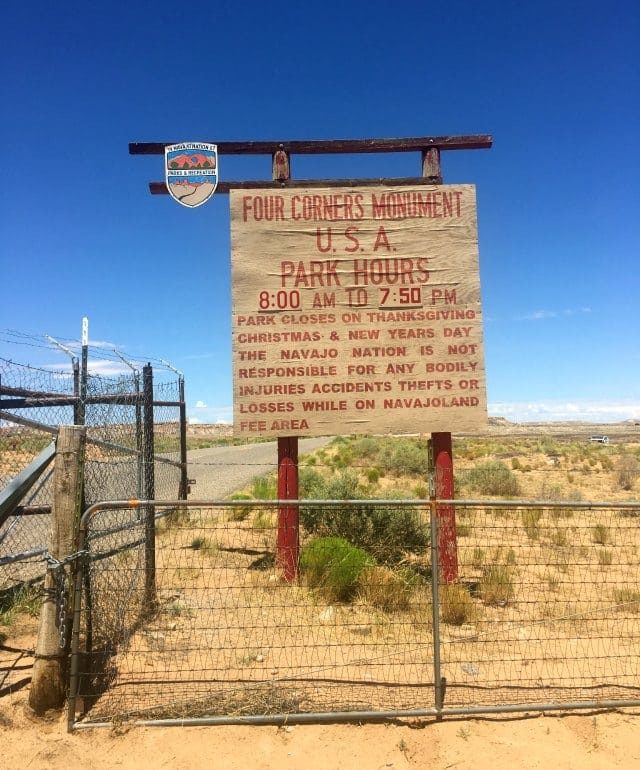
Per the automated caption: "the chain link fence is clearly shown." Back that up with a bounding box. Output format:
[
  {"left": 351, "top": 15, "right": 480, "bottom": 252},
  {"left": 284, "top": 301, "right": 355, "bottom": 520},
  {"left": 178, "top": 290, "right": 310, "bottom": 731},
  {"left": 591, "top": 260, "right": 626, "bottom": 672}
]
[
  {"left": 68, "top": 498, "right": 640, "bottom": 728},
  {"left": 0, "top": 357, "right": 186, "bottom": 591}
]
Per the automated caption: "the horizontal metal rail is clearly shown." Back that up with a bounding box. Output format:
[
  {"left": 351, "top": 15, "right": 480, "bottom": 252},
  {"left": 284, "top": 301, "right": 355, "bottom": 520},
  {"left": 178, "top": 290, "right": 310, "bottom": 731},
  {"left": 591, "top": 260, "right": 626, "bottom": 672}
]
[
  {"left": 0, "top": 394, "right": 183, "bottom": 408},
  {"left": 12, "top": 505, "right": 52, "bottom": 516},
  {"left": 71, "top": 698, "right": 640, "bottom": 730},
  {"left": 79, "top": 498, "right": 640, "bottom": 531},
  {"left": 0, "top": 441, "right": 55, "bottom": 527},
  {"left": 0, "top": 547, "right": 47, "bottom": 567},
  {"left": 0, "top": 411, "right": 183, "bottom": 468}
]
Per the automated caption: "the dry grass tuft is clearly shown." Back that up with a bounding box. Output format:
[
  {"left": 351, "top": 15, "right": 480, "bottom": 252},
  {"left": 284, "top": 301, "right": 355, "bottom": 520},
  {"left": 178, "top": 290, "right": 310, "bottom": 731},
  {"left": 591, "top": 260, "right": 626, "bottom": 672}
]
[{"left": 440, "top": 583, "right": 477, "bottom": 625}]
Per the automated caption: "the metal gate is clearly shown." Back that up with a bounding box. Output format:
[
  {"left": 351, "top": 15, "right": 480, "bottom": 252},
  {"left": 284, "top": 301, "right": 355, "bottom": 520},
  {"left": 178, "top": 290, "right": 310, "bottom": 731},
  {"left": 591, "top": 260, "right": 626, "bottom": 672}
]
[{"left": 67, "top": 498, "right": 640, "bottom": 728}]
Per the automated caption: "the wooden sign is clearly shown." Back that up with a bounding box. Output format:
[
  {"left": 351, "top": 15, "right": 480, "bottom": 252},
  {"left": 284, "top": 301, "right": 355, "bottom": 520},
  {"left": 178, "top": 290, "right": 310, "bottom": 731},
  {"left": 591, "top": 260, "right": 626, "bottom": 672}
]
[{"left": 230, "top": 185, "right": 487, "bottom": 438}]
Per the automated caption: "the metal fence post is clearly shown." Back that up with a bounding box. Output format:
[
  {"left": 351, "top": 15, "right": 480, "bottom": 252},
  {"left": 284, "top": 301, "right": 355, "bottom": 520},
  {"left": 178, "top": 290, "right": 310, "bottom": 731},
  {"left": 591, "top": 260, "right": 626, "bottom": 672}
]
[
  {"left": 72, "top": 357, "right": 81, "bottom": 425},
  {"left": 135, "top": 369, "right": 143, "bottom": 498},
  {"left": 430, "top": 501, "right": 444, "bottom": 716},
  {"left": 178, "top": 376, "right": 188, "bottom": 500},
  {"left": 142, "top": 364, "right": 156, "bottom": 607},
  {"left": 77, "top": 326, "right": 88, "bottom": 427}
]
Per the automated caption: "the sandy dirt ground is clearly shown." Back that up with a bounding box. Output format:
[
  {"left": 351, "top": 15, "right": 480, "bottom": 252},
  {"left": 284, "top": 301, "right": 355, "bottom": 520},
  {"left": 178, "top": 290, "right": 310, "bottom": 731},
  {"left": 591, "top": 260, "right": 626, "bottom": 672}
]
[
  {"left": 3, "top": 425, "right": 640, "bottom": 767},
  {"left": 2, "top": 694, "right": 640, "bottom": 770}
]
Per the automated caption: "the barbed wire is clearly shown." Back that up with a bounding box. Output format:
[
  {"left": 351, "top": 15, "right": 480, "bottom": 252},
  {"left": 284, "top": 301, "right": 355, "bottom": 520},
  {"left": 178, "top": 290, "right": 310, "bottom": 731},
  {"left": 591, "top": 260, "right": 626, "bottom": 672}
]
[{"left": 0, "top": 328, "right": 182, "bottom": 375}]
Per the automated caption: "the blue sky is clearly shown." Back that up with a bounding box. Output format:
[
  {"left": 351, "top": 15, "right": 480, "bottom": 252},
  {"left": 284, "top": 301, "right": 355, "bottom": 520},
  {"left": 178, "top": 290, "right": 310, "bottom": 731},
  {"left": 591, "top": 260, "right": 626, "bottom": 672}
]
[{"left": 1, "top": 0, "right": 639, "bottom": 424}]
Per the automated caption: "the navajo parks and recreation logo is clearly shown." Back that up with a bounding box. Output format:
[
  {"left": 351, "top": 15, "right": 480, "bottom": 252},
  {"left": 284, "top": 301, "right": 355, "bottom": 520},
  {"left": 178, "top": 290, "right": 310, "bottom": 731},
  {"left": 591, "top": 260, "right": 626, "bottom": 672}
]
[{"left": 165, "top": 142, "right": 218, "bottom": 208}]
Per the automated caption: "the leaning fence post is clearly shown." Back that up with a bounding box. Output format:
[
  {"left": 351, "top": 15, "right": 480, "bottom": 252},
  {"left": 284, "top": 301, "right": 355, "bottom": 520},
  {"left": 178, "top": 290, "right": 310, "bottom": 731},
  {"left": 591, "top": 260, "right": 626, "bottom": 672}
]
[
  {"left": 29, "top": 425, "right": 86, "bottom": 714},
  {"left": 142, "top": 364, "right": 156, "bottom": 608}
]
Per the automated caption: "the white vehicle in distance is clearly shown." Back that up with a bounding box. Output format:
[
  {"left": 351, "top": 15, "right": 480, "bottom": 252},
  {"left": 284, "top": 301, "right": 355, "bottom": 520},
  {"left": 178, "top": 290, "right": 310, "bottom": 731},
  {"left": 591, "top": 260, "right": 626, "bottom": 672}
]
[{"left": 589, "top": 435, "right": 609, "bottom": 444}]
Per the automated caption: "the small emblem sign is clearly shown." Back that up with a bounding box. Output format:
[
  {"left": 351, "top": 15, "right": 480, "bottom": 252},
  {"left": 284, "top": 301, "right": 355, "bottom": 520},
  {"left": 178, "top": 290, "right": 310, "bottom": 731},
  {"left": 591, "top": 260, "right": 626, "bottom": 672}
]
[{"left": 165, "top": 142, "right": 218, "bottom": 208}]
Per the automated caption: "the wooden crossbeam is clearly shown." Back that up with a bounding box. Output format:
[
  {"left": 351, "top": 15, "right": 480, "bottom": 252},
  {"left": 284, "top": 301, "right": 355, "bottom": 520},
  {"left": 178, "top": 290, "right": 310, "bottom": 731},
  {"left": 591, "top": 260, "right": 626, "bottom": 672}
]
[{"left": 130, "top": 134, "right": 492, "bottom": 156}]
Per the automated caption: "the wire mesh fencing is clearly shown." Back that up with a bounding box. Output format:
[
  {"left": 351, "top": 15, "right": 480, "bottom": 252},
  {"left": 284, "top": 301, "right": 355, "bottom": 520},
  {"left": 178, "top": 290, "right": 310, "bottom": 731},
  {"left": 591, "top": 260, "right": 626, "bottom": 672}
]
[
  {"left": 0, "top": 357, "right": 186, "bottom": 591},
  {"left": 68, "top": 498, "right": 640, "bottom": 728},
  {"left": 437, "top": 501, "right": 640, "bottom": 709}
]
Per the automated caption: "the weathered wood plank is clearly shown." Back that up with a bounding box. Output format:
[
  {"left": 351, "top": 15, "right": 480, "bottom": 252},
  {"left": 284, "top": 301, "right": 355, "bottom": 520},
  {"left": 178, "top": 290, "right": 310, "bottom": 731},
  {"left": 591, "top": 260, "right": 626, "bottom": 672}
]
[{"left": 130, "top": 135, "right": 492, "bottom": 156}]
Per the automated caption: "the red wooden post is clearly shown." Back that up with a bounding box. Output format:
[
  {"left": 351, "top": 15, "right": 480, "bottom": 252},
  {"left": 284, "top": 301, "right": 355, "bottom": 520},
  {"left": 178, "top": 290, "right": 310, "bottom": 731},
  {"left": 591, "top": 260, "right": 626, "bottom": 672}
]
[
  {"left": 273, "top": 148, "right": 300, "bottom": 582},
  {"left": 277, "top": 437, "right": 299, "bottom": 581},
  {"left": 422, "top": 147, "right": 458, "bottom": 583},
  {"left": 432, "top": 431, "right": 458, "bottom": 583}
]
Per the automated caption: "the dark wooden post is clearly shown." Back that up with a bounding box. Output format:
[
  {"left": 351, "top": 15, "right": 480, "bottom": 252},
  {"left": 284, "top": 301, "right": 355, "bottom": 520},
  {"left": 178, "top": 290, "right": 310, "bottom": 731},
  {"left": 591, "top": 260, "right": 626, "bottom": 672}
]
[
  {"left": 423, "top": 147, "right": 457, "bottom": 583},
  {"left": 273, "top": 148, "right": 300, "bottom": 582},
  {"left": 421, "top": 146, "right": 443, "bottom": 184},
  {"left": 29, "top": 425, "right": 86, "bottom": 714}
]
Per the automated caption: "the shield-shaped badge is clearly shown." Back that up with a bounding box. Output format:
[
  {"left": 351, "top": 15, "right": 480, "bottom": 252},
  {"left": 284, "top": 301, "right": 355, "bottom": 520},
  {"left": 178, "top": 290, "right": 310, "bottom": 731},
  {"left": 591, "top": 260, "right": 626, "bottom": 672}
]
[{"left": 165, "top": 142, "right": 218, "bottom": 208}]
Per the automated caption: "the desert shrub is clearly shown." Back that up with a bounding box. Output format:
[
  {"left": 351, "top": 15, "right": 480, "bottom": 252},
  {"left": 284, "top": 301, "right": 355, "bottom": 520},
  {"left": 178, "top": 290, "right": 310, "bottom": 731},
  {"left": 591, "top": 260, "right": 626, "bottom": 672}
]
[
  {"left": 613, "top": 588, "right": 640, "bottom": 613},
  {"left": 457, "top": 522, "right": 472, "bottom": 538},
  {"left": 377, "top": 438, "right": 429, "bottom": 477},
  {"left": 251, "top": 474, "right": 277, "bottom": 499},
  {"left": 366, "top": 468, "right": 381, "bottom": 484},
  {"left": 592, "top": 523, "right": 611, "bottom": 545},
  {"left": 549, "top": 527, "right": 568, "bottom": 548},
  {"left": 440, "top": 583, "right": 477, "bottom": 625},
  {"left": 298, "top": 467, "right": 327, "bottom": 497},
  {"left": 300, "top": 471, "right": 429, "bottom": 563},
  {"left": 352, "top": 436, "right": 379, "bottom": 459},
  {"left": 521, "top": 509, "right": 542, "bottom": 540},
  {"left": 601, "top": 456, "right": 614, "bottom": 471},
  {"left": 227, "top": 492, "right": 254, "bottom": 521},
  {"left": 503, "top": 547, "right": 517, "bottom": 566},
  {"left": 471, "top": 547, "right": 486, "bottom": 569},
  {"left": 332, "top": 447, "right": 353, "bottom": 469},
  {"left": 413, "top": 484, "right": 428, "bottom": 498},
  {"left": 598, "top": 549, "right": 613, "bottom": 567},
  {"left": 549, "top": 527, "right": 569, "bottom": 548},
  {"left": 252, "top": 510, "right": 274, "bottom": 530},
  {"left": 300, "top": 537, "right": 374, "bottom": 602},
  {"left": 358, "top": 565, "right": 418, "bottom": 612},
  {"left": 511, "top": 457, "right": 522, "bottom": 470},
  {"left": 617, "top": 455, "right": 640, "bottom": 491},
  {"left": 0, "top": 586, "right": 41, "bottom": 626},
  {"left": 479, "top": 565, "right": 515, "bottom": 606},
  {"left": 463, "top": 461, "right": 520, "bottom": 497}
]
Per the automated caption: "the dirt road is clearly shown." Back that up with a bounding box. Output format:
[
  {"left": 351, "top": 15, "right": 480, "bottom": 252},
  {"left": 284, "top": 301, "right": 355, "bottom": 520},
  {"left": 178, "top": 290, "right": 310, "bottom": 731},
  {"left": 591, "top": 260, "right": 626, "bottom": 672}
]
[{"left": 186, "top": 437, "right": 333, "bottom": 499}]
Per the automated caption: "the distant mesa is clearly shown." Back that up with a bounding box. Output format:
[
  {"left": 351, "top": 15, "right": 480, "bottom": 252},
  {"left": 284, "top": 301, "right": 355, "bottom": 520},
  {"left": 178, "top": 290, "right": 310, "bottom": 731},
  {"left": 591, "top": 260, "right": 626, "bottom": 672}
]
[
  {"left": 168, "top": 153, "right": 216, "bottom": 171},
  {"left": 488, "top": 416, "right": 513, "bottom": 427}
]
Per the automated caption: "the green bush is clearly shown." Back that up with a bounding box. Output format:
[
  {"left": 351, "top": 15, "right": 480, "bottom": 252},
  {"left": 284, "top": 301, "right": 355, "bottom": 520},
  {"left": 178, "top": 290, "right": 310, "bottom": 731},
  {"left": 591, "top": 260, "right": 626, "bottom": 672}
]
[
  {"left": 300, "top": 537, "right": 374, "bottom": 601},
  {"left": 366, "top": 467, "right": 381, "bottom": 484},
  {"left": 300, "top": 471, "right": 429, "bottom": 564},
  {"left": 378, "top": 438, "right": 429, "bottom": 477},
  {"left": 227, "top": 492, "right": 254, "bottom": 521},
  {"left": 462, "top": 461, "right": 520, "bottom": 497},
  {"left": 251, "top": 474, "right": 277, "bottom": 499},
  {"left": 352, "top": 436, "right": 378, "bottom": 459}
]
